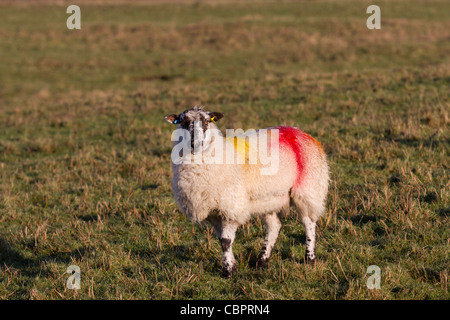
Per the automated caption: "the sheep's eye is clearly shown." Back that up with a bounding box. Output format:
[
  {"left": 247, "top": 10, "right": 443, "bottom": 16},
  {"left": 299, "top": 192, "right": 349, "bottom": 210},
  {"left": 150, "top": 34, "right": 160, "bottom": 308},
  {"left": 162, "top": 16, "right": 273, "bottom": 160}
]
[{"left": 173, "top": 119, "right": 180, "bottom": 124}]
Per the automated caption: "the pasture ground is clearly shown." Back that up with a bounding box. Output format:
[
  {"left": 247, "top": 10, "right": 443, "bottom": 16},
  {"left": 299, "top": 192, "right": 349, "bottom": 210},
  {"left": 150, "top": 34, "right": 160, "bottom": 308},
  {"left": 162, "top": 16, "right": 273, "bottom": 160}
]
[{"left": 0, "top": 0, "right": 448, "bottom": 299}]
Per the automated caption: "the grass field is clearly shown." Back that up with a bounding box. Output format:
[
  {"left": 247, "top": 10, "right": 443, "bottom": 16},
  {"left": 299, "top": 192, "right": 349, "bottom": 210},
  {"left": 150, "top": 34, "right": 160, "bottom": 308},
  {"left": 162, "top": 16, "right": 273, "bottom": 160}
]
[{"left": 0, "top": 0, "right": 448, "bottom": 300}]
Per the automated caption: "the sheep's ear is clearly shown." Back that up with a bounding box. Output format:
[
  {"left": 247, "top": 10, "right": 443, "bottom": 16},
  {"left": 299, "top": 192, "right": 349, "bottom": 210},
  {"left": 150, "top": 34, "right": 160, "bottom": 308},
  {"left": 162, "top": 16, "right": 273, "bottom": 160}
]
[
  {"left": 165, "top": 114, "right": 179, "bottom": 124},
  {"left": 209, "top": 112, "right": 224, "bottom": 122}
]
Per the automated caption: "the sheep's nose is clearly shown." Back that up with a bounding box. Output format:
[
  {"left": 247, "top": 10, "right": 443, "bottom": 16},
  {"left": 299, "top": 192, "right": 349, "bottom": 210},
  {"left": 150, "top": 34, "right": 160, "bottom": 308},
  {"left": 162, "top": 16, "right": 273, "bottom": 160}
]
[
  {"left": 192, "top": 122, "right": 205, "bottom": 140},
  {"left": 189, "top": 126, "right": 200, "bottom": 152}
]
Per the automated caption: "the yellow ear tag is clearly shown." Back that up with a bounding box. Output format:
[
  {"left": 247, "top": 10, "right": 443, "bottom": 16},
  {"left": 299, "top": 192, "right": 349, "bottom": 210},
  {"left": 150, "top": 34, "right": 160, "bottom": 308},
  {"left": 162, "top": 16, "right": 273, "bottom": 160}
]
[{"left": 211, "top": 117, "right": 216, "bottom": 123}]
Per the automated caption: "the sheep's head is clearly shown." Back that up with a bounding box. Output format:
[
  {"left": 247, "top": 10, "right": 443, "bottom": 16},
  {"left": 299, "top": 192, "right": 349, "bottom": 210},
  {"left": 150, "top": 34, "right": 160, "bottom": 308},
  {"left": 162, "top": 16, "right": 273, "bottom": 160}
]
[{"left": 165, "top": 106, "right": 223, "bottom": 153}]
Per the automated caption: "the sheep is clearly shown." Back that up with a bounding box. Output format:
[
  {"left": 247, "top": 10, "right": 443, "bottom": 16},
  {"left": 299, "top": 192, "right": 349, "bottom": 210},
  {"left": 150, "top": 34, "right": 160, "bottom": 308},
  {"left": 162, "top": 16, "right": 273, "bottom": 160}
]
[{"left": 165, "top": 106, "right": 329, "bottom": 278}]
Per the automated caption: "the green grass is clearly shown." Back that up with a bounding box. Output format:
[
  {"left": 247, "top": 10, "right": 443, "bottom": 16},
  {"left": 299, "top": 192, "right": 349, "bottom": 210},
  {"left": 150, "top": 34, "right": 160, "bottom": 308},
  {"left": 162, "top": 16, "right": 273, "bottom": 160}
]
[{"left": 0, "top": 0, "right": 449, "bottom": 299}]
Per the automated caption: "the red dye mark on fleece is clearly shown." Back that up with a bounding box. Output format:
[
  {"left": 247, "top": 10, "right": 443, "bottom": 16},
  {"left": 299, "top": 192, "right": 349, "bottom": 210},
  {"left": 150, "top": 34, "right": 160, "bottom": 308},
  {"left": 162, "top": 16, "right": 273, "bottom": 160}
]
[
  {"left": 276, "top": 126, "right": 305, "bottom": 187},
  {"left": 275, "top": 126, "right": 323, "bottom": 188}
]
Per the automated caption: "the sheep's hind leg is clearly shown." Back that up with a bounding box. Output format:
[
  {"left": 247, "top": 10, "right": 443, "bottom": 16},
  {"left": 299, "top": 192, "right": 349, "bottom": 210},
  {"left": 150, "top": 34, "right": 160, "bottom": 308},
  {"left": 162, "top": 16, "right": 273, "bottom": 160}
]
[
  {"left": 256, "top": 212, "right": 282, "bottom": 268},
  {"left": 292, "top": 196, "right": 322, "bottom": 264},
  {"left": 302, "top": 216, "right": 317, "bottom": 264}
]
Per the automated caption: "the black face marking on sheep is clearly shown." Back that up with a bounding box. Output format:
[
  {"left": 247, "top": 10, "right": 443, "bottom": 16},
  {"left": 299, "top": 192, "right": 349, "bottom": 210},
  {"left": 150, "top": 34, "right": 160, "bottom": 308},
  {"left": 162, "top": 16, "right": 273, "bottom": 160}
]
[{"left": 165, "top": 107, "right": 224, "bottom": 153}]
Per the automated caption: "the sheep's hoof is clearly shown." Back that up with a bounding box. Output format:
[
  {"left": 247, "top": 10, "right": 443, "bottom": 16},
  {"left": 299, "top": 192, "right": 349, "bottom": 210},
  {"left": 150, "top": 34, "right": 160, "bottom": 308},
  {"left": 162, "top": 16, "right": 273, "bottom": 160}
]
[
  {"left": 256, "top": 257, "right": 269, "bottom": 269},
  {"left": 221, "top": 263, "right": 236, "bottom": 279},
  {"left": 221, "top": 269, "right": 233, "bottom": 279},
  {"left": 304, "top": 255, "right": 316, "bottom": 265}
]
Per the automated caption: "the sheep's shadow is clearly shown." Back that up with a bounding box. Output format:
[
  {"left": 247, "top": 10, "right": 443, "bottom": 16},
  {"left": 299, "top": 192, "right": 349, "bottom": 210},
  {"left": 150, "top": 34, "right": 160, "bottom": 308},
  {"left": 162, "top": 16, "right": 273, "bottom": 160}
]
[
  {"left": 241, "top": 230, "right": 312, "bottom": 269},
  {"left": 350, "top": 214, "right": 378, "bottom": 226},
  {"left": 1, "top": 237, "right": 96, "bottom": 266},
  {"left": 0, "top": 238, "right": 29, "bottom": 265},
  {"left": 279, "top": 232, "right": 309, "bottom": 262},
  {"left": 390, "top": 136, "right": 447, "bottom": 149},
  {"left": 0, "top": 238, "right": 50, "bottom": 297},
  {"left": 0, "top": 237, "right": 95, "bottom": 297}
]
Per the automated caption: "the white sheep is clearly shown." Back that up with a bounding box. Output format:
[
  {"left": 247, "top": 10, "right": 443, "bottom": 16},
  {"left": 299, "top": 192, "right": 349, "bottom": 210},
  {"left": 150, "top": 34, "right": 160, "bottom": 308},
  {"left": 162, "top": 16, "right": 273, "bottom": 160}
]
[{"left": 165, "top": 107, "right": 329, "bottom": 278}]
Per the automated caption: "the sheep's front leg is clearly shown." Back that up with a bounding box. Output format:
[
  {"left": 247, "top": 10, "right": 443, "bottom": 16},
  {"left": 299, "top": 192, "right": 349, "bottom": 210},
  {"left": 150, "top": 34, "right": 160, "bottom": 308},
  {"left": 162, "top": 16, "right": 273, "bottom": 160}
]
[
  {"left": 220, "top": 221, "right": 239, "bottom": 278},
  {"left": 256, "top": 212, "right": 282, "bottom": 268}
]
